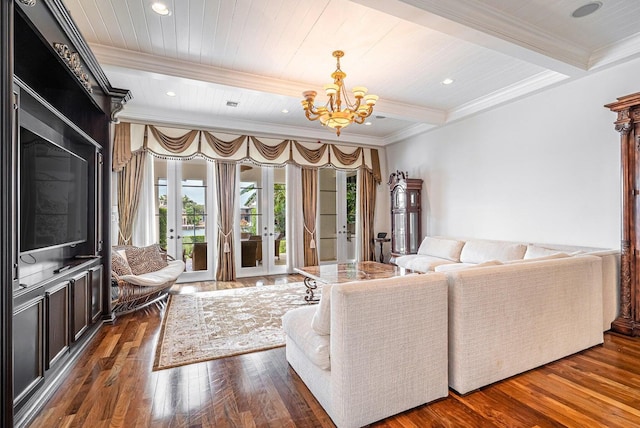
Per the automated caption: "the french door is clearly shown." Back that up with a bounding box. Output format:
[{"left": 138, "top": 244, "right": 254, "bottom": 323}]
[
  {"left": 318, "top": 169, "right": 358, "bottom": 264},
  {"left": 154, "top": 157, "right": 214, "bottom": 281},
  {"left": 237, "top": 164, "right": 287, "bottom": 277}
]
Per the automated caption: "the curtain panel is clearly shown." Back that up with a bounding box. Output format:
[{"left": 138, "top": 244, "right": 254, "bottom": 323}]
[
  {"left": 117, "top": 152, "right": 146, "bottom": 245},
  {"left": 359, "top": 169, "right": 377, "bottom": 261},
  {"left": 215, "top": 162, "right": 237, "bottom": 281},
  {"left": 301, "top": 168, "right": 319, "bottom": 266}
]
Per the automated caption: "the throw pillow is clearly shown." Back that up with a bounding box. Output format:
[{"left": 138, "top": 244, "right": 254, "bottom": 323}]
[
  {"left": 459, "top": 240, "right": 527, "bottom": 263},
  {"left": 125, "top": 244, "right": 168, "bottom": 275},
  {"left": 417, "top": 236, "right": 465, "bottom": 261},
  {"left": 311, "top": 284, "right": 332, "bottom": 336},
  {"left": 111, "top": 252, "right": 132, "bottom": 276}
]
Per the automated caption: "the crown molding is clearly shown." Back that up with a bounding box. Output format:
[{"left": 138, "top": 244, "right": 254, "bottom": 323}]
[
  {"left": 589, "top": 33, "right": 640, "bottom": 70},
  {"left": 380, "top": 123, "right": 437, "bottom": 145},
  {"left": 446, "top": 70, "right": 568, "bottom": 123}
]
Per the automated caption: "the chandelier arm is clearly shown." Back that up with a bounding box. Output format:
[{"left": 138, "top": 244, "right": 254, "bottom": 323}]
[
  {"left": 304, "top": 110, "right": 324, "bottom": 122},
  {"left": 361, "top": 105, "right": 373, "bottom": 118},
  {"left": 353, "top": 115, "right": 366, "bottom": 124}
]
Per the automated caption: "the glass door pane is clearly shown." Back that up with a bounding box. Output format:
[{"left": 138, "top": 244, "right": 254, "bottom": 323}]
[
  {"left": 239, "top": 165, "right": 263, "bottom": 271},
  {"left": 180, "top": 159, "right": 208, "bottom": 272},
  {"left": 154, "top": 157, "right": 213, "bottom": 281},
  {"left": 271, "top": 167, "right": 287, "bottom": 272},
  {"left": 237, "top": 164, "right": 287, "bottom": 276},
  {"left": 318, "top": 169, "right": 358, "bottom": 264},
  {"left": 345, "top": 171, "right": 357, "bottom": 261},
  {"left": 319, "top": 169, "right": 337, "bottom": 263}
]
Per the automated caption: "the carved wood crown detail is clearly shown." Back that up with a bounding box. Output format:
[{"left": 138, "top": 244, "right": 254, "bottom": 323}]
[
  {"left": 615, "top": 122, "right": 632, "bottom": 135},
  {"left": 18, "top": 0, "right": 36, "bottom": 6},
  {"left": 52, "top": 43, "right": 93, "bottom": 94}
]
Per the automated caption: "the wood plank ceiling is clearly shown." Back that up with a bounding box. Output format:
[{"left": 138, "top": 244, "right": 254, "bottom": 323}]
[{"left": 63, "top": 0, "right": 640, "bottom": 145}]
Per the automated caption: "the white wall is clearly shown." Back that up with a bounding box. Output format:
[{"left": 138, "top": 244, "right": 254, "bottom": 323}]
[{"left": 385, "top": 57, "right": 640, "bottom": 249}]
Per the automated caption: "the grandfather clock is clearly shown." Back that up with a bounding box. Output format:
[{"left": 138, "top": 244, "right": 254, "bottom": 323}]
[
  {"left": 606, "top": 93, "right": 640, "bottom": 336},
  {"left": 389, "top": 171, "right": 422, "bottom": 262}
]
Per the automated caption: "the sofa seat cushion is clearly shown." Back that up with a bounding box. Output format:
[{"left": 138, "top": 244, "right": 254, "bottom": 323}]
[
  {"left": 417, "top": 237, "right": 465, "bottom": 261},
  {"left": 117, "top": 259, "right": 185, "bottom": 286},
  {"left": 504, "top": 252, "right": 569, "bottom": 264},
  {"left": 436, "top": 260, "right": 503, "bottom": 272},
  {"left": 395, "top": 254, "right": 456, "bottom": 272},
  {"left": 460, "top": 240, "right": 526, "bottom": 263},
  {"left": 524, "top": 245, "right": 563, "bottom": 259},
  {"left": 283, "top": 306, "right": 331, "bottom": 370}
]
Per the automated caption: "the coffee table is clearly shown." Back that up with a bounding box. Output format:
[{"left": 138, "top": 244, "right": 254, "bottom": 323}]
[{"left": 294, "top": 261, "right": 416, "bottom": 303}]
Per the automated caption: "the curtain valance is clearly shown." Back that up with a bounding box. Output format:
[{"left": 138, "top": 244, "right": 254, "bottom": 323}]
[{"left": 113, "top": 122, "right": 381, "bottom": 182}]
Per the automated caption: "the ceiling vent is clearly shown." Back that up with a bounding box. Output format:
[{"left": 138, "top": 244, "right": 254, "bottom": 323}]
[{"left": 226, "top": 101, "right": 239, "bottom": 107}]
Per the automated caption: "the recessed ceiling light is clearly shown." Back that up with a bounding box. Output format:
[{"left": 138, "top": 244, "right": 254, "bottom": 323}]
[
  {"left": 281, "top": 109, "right": 289, "bottom": 114},
  {"left": 152, "top": 2, "right": 171, "bottom": 16},
  {"left": 166, "top": 91, "right": 176, "bottom": 97},
  {"left": 442, "top": 78, "right": 454, "bottom": 85},
  {"left": 364, "top": 121, "right": 372, "bottom": 126},
  {"left": 226, "top": 101, "right": 239, "bottom": 107},
  {"left": 571, "top": 2, "right": 602, "bottom": 18}
]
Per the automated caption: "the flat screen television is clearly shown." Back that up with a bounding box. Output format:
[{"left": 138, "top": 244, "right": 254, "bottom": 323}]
[{"left": 20, "top": 127, "right": 88, "bottom": 254}]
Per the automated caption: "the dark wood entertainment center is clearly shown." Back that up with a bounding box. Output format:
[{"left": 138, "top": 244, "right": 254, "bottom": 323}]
[{"left": 1, "top": 1, "right": 130, "bottom": 426}]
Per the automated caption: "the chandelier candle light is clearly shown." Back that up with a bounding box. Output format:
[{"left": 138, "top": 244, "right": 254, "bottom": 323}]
[{"left": 301, "top": 50, "right": 378, "bottom": 136}]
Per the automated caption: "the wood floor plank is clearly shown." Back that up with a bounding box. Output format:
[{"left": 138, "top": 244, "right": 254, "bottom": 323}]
[{"left": 26, "top": 275, "right": 640, "bottom": 428}]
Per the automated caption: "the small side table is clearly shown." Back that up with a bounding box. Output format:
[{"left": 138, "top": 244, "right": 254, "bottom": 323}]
[{"left": 374, "top": 238, "right": 391, "bottom": 263}]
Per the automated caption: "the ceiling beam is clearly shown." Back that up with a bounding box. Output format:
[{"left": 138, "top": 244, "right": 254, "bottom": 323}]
[
  {"left": 351, "top": 0, "right": 589, "bottom": 77},
  {"left": 90, "top": 44, "right": 445, "bottom": 125}
]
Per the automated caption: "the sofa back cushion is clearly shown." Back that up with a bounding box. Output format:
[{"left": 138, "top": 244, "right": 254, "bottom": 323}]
[
  {"left": 460, "top": 240, "right": 526, "bottom": 263},
  {"left": 417, "top": 237, "right": 465, "bottom": 261},
  {"left": 311, "top": 285, "right": 332, "bottom": 335}
]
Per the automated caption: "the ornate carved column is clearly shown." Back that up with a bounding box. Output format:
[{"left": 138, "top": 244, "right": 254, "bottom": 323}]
[{"left": 606, "top": 93, "right": 640, "bottom": 336}]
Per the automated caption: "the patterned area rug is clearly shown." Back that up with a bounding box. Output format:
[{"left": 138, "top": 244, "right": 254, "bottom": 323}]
[{"left": 153, "top": 283, "right": 314, "bottom": 370}]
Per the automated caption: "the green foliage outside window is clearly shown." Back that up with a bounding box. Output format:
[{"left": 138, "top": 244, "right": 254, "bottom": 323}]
[
  {"left": 274, "top": 183, "right": 286, "bottom": 235},
  {"left": 159, "top": 206, "right": 167, "bottom": 249},
  {"left": 346, "top": 181, "right": 357, "bottom": 224}
]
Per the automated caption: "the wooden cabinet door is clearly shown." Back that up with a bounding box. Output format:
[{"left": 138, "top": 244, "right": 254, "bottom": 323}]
[
  {"left": 13, "top": 296, "right": 44, "bottom": 409},
  {"left": 45, "top": 281, "right": 70, "bottom": 369},
  {"left": 89, "top": 265, "right": 103, "bottom": 323},
  {"left": 71, "top": 273, "right": 89, "bottom": 342}
]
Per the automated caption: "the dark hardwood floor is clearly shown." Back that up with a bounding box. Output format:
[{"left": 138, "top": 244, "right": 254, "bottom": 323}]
[{"left": 27, "top": 274, "right": 640, "bottom": 427}]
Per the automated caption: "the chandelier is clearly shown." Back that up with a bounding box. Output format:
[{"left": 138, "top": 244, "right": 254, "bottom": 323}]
[{"left": 301, "top": 50, "right": 378, "bottom": 136}]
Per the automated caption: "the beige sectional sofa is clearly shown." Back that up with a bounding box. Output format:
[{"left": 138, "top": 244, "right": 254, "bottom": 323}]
[
  {"left": 395, "top": 236, "right": 620, "bottom": 332},
  {"left": 283, "top": 236, "right": 619, "bottom": 426},
  {"left": 446, "top": 254, "right": 604, "bottom": 394}
]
